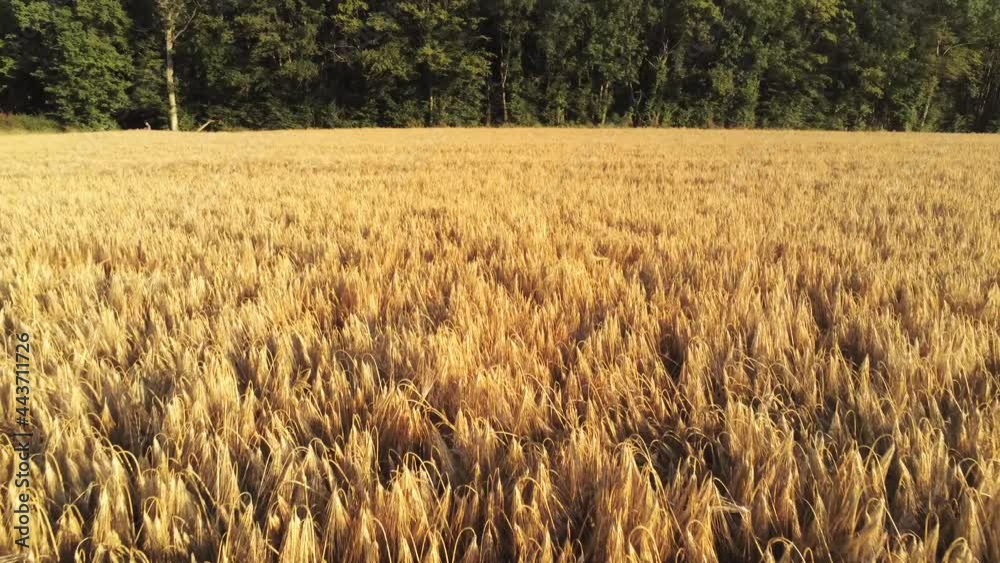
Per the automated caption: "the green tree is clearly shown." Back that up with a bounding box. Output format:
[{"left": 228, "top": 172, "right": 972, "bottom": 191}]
[
  {"left": 481, "top": 0, "right": 536, "bottom": 124},
  {"left": 640, "top": 0, "right": 723, "bottom": 126},
  {"left": 11, "top": 0, "right": 131, "bottom": 128},
  {"left": 232, "top": 0, "right": 323, "bottom": 127},
  {"left": 335, "top": 0, "right": 488, "bottom": 126},
  {"left": 964, "top": 0, "right": 1000, "bottom": 131},
  {"left": 155, "top": 0, "right": 200, "bottom": 130},
  {"left": 0, "top": 36, "right": 12, "bottom": 84},
  {"left": 754, "top": 0, "right": 850, "bottom": 129},
  {"left": 401, "top": 0, "right": 490, "bottom": 124},
  {"left": 1, "top": 0, "right": 998, "bottom": 131},
  {"left": 537, "top": 0, "right": 585, "bottom": 124},
  {"left": 583, "top": 0, "right": 644, "bottom": 124},
  {"left": 333, "top": 0, "right": 422, "bottom": 125}
]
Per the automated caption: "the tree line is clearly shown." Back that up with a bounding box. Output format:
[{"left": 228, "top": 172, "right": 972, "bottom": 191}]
[{"left": 1, "top": 0, "right": 998, "bottom": 131}]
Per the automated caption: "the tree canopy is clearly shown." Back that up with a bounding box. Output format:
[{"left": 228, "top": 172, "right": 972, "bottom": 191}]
[{"left": 1, "top": 0, "right": 998, "bottom": 131}]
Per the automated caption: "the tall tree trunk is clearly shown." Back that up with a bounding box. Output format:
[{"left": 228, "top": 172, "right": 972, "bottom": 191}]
[
  {"left": 501, "top": 73, "right": 509, "bottom": 124},
  {"left": 920, "top": 39, "right": 944, "bottom": 131},
  {"left": 599, "top": 82, "right": 610, "bottom": 125},
  {"left": 165, "top": 20, "right": 179, "bottom": 132},
  {"left": 920, "top": 79, "right": 937, "bottom": 131},
  {"left": 500, "top": 43, "right": 510, "bottom": 124},
  {"left": 976, "top": 55, "right": 996, "bottom": 130},
  {"left": 484, "top": 77, "right": 492, "bottom": 126}
]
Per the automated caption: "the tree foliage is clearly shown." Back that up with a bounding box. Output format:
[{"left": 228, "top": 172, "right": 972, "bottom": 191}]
[
  {"left": 4, "top": 0, "right": 131, "bottom": 128},
  {"left": 0, "top": 0, "right": 997, "bottom": 130}
]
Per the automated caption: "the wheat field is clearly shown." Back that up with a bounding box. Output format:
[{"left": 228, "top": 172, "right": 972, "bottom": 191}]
[{"left": 0, "top": 129, "right": 998, "bottom": 562}]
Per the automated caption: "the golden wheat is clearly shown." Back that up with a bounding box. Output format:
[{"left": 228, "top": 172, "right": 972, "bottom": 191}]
[{"left": 0, "top": 129, "right": 998, "bottom": 562}]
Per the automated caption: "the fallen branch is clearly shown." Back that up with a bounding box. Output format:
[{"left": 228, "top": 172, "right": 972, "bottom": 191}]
[{"left": 196, "top": 119, "right": 217, "bottom": 132}]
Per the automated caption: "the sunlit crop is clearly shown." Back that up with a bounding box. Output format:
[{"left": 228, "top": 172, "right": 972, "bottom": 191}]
[{"left": 1, "top": 129, "right": 998, "bottom": 562}]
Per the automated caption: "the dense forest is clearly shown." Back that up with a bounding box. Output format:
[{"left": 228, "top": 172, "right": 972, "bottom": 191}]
[{"left": 1, "top": 0, "right": 998, "bottom": 131}]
